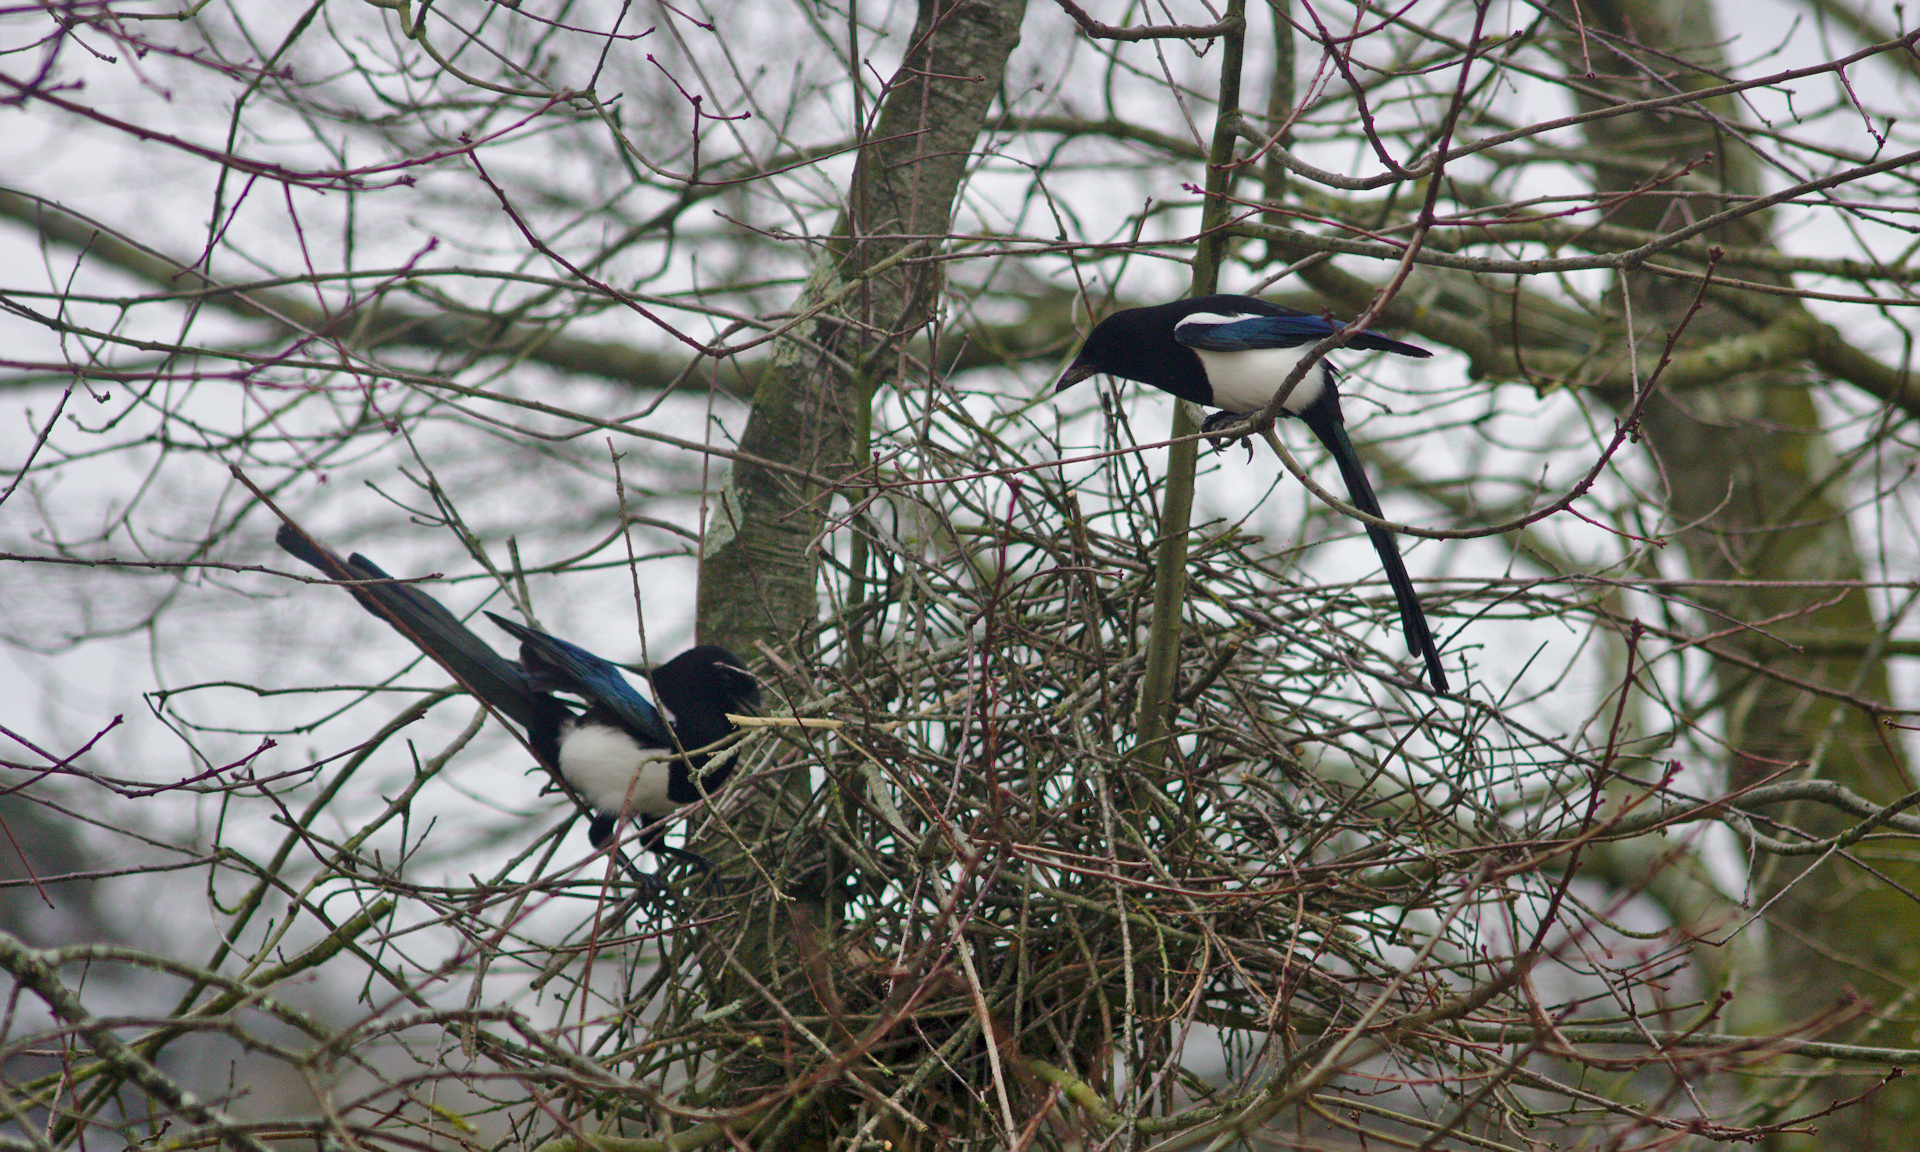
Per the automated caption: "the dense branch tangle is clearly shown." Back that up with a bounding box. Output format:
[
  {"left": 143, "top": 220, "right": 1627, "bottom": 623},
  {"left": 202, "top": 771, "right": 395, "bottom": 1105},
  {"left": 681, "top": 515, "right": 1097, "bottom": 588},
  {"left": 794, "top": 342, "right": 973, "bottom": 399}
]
[{"left": 4, "top": 0, "right": 1920, "bottom": 1150}]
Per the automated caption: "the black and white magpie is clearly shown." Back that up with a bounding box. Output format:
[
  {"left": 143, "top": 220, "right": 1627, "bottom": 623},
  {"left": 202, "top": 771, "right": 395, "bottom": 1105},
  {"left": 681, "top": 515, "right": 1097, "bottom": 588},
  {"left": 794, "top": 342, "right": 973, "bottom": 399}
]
[
  {"left": 275, "top": 523, "right": 762, "bottom": 878},
  {"left": 485, "top": 613, "right": 761, "bottom": 857},
  {"left": 1055, "top": 294, "right": 1448, "bottom": 692}
]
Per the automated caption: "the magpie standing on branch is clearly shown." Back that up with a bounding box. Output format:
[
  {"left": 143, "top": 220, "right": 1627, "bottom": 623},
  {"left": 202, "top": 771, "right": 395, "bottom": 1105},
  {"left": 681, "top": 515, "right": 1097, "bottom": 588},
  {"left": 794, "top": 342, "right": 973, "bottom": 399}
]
[
  {"left": 485, "top": 613, "right": 761, "bottom": 861},
  {"left": 275, "top": 523, "right": 762, "bottom": 880},
  {"left": 1055, "top": 294, "right": 1449, "bottom": 692}
]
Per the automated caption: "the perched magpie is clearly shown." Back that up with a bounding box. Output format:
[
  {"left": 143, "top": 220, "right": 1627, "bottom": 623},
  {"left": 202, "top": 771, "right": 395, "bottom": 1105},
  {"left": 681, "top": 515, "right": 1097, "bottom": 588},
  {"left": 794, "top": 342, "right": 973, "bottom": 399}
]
[
  {"left": 485, "top": 613, "right": 761, "bottom": 857},
  {"left": 1056, "top": 294, "right": 1448, "bottom": 692},
  {"left": 274, "top": 523, "right": 762, "bottom": 877}
]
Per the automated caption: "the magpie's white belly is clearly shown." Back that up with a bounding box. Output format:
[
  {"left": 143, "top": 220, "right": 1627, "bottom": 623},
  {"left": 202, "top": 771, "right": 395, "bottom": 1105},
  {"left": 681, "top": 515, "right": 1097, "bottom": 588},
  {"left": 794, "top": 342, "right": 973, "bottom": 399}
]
[
  {"left": 558, "top": 723, "right": 675, "bottom": 816},
  {"left": 1192, "top": 346, "right": 1326, "bottom": 414}
]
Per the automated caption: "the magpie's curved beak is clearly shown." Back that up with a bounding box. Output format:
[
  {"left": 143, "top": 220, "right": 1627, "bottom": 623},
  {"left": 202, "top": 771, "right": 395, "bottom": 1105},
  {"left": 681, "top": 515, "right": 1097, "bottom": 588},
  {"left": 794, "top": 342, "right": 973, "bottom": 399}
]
[{"left": 1055, "top": 359, "right": 1099, "bottom": 392}]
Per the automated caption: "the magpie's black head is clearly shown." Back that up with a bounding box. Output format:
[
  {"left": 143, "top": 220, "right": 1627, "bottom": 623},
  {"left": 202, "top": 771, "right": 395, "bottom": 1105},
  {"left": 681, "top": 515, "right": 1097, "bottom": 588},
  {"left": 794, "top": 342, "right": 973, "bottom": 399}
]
[
  {"left": 1055, "top": 308, "right": 1144, "bottom": 393},
  {"left": 1056, "top": 296, "right": 1290, "bottom": 405},
  {"left": 650, "top": 645, "right": 761, "bottom": 747}
]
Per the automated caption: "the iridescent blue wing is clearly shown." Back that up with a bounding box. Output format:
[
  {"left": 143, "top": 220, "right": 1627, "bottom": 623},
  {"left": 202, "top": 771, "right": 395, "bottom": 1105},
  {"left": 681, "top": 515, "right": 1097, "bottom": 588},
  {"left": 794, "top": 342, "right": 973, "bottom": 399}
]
[
  {"left": 486, "top": 613, "right": 675, "bottom": 747},
  {"left": 1177, "top": 312, "right": 1430, "bottom": 358}
]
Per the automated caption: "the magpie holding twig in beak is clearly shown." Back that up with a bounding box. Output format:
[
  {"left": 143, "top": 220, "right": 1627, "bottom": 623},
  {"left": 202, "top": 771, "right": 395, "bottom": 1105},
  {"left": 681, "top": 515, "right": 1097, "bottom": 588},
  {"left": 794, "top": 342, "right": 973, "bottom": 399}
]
[
  {"left": 275, "top": 523, "right": 762, "bottom": 885},
  {"left": 1055, "top": 294, "right": 1448, "bottom": 692},
  {"left": 485, "top": 614, "right": 761, "bottom": 867}
]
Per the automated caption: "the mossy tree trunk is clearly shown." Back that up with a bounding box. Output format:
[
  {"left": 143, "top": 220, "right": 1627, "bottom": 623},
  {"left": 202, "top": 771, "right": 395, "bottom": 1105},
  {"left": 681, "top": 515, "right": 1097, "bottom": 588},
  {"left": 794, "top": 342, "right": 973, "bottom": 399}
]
[
  {"left": 1566, "top": 0, "right": 1919, "bottom": 1142},
  {"left": 697, "top": 0, "right": 1029, "bottom": 665},
  {"left": 689, "top": 0, "right": 1027, "bottom": 1133}
]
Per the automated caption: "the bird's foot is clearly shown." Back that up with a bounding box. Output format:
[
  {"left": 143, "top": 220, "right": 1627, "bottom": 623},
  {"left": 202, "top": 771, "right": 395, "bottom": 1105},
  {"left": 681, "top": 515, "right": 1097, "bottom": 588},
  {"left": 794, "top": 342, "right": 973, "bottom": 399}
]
[
  {"left": 652, "top": 843, "right": 715, "bottom": 878},
  {"left": 1200, "top": 410, "right": 1255, "bottom": 460},
  {"left": 628, "top": 869, "right": 668, "bottom": 903},
  {"left": 603, "top": 848, "right": 668, "bottom": 902}
]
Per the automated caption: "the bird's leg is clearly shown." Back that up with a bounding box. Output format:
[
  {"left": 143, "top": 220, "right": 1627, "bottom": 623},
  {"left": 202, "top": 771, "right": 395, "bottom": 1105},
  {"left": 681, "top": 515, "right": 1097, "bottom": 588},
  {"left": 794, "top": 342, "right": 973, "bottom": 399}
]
[{"left": 586, "top": 811, "right": 672, "bottom": 901}]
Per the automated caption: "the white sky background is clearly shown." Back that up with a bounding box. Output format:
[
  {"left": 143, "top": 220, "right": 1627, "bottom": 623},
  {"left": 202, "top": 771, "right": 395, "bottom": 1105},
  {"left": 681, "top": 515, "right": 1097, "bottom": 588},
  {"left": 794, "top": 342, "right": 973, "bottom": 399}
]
[{"left": 1, "top": 0, "right": 1916, "bottom": 1064}]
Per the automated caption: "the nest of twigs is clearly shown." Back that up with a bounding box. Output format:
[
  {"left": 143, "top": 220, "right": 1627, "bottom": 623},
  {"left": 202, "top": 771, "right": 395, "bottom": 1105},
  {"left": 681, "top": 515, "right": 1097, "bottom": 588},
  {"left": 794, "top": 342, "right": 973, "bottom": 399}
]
[{"left": 490, "top": 403, "right": 1652, "bottom": 1151}]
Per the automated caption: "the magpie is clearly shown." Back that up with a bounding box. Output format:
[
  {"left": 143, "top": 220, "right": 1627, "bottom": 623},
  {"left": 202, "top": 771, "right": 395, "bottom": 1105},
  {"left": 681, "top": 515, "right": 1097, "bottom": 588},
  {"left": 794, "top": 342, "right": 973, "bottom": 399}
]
[
  {"left": 485, "top": 613, "right": 762, "bottom": 860},
  {"left": 1055, "top": 294, "right": 1448, "bottom": 692},
  {"left": 274, "top": 523, "right": 762, "bottom": 879}
]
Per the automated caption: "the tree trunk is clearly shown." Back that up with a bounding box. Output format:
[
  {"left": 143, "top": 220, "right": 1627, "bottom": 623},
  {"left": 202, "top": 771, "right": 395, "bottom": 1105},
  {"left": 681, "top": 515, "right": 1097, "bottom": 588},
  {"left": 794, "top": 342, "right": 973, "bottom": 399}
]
[
  {"left": 1567, "top": 0, "right": 1919, "bottom": 1142},
  {"left": 698, "top": 0, "right": 1028, "bottom": 664},
  {"left": 690, "top": 0, "right": 1027, "bottom": 1131}
]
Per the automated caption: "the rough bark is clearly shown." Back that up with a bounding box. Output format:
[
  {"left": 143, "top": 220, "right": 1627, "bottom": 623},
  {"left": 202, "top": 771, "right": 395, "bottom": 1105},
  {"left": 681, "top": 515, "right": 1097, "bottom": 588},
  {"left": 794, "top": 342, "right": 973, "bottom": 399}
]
[
  {"left": 687, "top": 0, "right": 1027, "bottom": 1128},
  {"left": 696, "top": 0, "right": 1028, "bottom": 664}
]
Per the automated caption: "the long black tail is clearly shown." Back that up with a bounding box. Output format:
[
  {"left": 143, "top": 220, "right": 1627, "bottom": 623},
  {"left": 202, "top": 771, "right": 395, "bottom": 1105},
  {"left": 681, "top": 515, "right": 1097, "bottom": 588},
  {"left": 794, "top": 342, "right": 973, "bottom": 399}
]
[
  {"left": 1296, "top": 406, "right": 1449, "bottom": 692},
  {"left": 277, "top": 523, "right": 688, "bottom": 889},
  {"left": 274, "top": 523, "right": 559, "bottom": 732}
]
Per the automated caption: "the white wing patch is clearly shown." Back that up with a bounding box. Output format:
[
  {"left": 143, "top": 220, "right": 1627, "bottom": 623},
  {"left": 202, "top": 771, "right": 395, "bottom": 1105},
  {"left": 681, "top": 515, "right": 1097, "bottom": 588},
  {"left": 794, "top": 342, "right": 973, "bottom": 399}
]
[
  {"left": 1191, "top": 345, "right": 1326, "bottom": 415},
  {"left": 1176, "top": 311, "right": 1254, "bottom": 329},
  {"left": 558, "top": 722, "right": 676, "bottom": 816},
  {"left": 1175, "top": 313, "right": 1328, "bottom": 414}
]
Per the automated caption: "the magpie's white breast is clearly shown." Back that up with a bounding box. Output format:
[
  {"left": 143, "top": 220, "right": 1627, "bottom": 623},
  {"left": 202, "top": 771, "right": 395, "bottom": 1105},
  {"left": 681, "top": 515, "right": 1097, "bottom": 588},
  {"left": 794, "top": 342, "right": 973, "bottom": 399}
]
[{"left": 557, "top": 720, "right": 676, "bottom": 817}]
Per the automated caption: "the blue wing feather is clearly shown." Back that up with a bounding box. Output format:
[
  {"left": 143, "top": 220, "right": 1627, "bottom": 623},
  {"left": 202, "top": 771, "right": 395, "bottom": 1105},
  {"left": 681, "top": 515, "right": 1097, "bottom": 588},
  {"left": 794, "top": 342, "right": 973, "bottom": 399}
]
[
  {"left": 485, "top": 612, "right": 675, "bottom": 747},
  {"left": 1177, "top": 313, "right": 1431, "bottom": 358}
]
